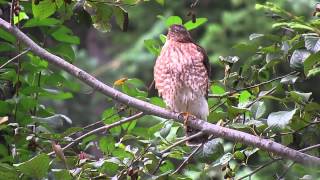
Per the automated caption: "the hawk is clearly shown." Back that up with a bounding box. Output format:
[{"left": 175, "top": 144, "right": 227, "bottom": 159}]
[{"left": 154, "top": 24, "right": 210, "bottom": 145}]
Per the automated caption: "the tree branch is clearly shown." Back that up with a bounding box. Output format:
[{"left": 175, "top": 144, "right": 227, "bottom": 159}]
[
  {"left": 48, "top": 112, "right": 144, "bottom": 156},
  {"left": 0, "top": 48, "right": 30, "bottom": 69},
  {"left": 208, "top": 71, "right": 298, "bottom": 98},
  {"left": 160, "top": 131, "right": 204, "bottom": 154},
  {"left": 1, "top": 18, "right": 319, "bottom": 167},
  {"left": 171, "top": 144, "right": 203, "bottom": 175}
]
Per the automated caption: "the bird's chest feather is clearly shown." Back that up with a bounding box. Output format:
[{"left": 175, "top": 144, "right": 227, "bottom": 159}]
[{"left": 161, "top": 42, "right": 202, "bottom": 80}]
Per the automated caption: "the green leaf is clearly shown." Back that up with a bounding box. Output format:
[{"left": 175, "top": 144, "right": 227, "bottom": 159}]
[
  {"left": 50, "top": 44, "right": 75, "bottom": 63},
  {"left": 53, "top": 169, "right": 72, "bottom": 180},
  {"left": 32, "top": 0, "right": 57, "bottom": 19},
  {"left": 239, "top": 90, "right": 251, "bottom": 107},
  {"left": 51, "top": 26, "right": 80, "bottom": 44},
  {"left": 288, "top": 91, "right": 312, "bottom": 103},
  {"left": 303, "top": 52, "right": 320, "bottom": 77},
  {"left": 112, "top": 148, "right": 133, "bottom": 159},
  {"left": 250, "top": 101, "right": 266, "bottom": 119},
  {"left": 155, "top": 0, "right": 164, "bottom": 6},
  {"left": 101, "top": 161, "right": 119, "bottom": 175},
  {"left": 0, "top": 100, "right": 12, "bottom": 116},
  {"left": 184, "top": 18, "right": 208, "bottom": 31},
  {"left": 160, "top": 160, "right": 174, "bottom": 173},
  {"left": 304, "top": 36, "right": 320, "bottom": 53},
  {"left": 233, "top": 151, "right": 246, "bottom": 161},
  {"left": 99, "top": 135, "right": 115, "bottom": 154},
  {"left": 307, "top": 67, "right": 320, "bottom": 77},
  {"left": 290, "top": 50, "right": 310, "bottom": 70},
  {"left": 228, "top": 106, "right": 248, "bottom": 117},
  {"left": 197, "top": 138, "right": 224, "bottom": 163},
  {"left": 144, "top": 39, "right": 161, "bottom": 56},
  {"left": 0, "top": 163, "right": 18, "bottom": 180},
  {"left": 102, "top": 108, "right": 121, "bottom": 134},
  {"left": 15, "top": 154, "right": 50, "bottom": 179},
  {"left": 213, "top": 153, "right": 233, "bottom": 167},
  {"left": 267, "top": 109, "right": 297, "bottom": 129},
  {"left": 40, "top": 89, "right": 73, "bottom": 100},
  {"left": 159, "top": 34, "right": 167, "bottom": 43},
  {"left": 281, "top": 134, "right": 293, "bottom": 146},
  {"left": 165, "top": 16, "right": 183, "bottom": 27},
  {"left": 249, "top": 33, "right": 264, "bottom": 41},
  {"left": 150, "top": 97, "right": 166, "bottom": 108},
  {"left": 33, "top": 114, "right": 72, "bottom": 128},
  {"left": 165, "top": 126, "right": 179, "bottom": 142},
  {"left": 113, "top": 6, "right": 128, "bottom": 31},
  {"left": 280, "top": 74, "right": 299, "bottom": 84},
  {"left": 0, "top": 29, "right": 16, "bottom": 43},
  {"left": 84, "top": 3, "right": 113, "bottom": 32},
  {"left": 0, "top": 42, "right": 15, "bottom": 52},
  {"left": 14, "top": 12, "right": 29, "bottom": 24},
  {"left": 23, "top": 18, "right": 61, "bottom": 28},
  {"left": 210, "top": 84, "right": 225, "bottom": 95}
]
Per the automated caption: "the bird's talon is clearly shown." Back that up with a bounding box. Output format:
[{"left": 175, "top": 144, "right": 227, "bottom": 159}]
[{"left": 178, "top": 112, "right": 196, "bottom": 127}]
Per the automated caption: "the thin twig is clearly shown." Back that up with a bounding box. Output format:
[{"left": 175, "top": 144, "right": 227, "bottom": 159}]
[
  {"left": 210, "top": 99, "right": 227, "bottom": 112},
  {"left": 160, "top": 131, "right": 204, "bottom": 154},
  {"left": 280, "top": 120, "right": 320, "bottom": 136},
  {"left": 237, "top": 158, "right": 282, "bottom": 180},
  {"left": 47, "top": 112, "right": 144, "bottom": 156},
  {"left": 208, "top": 71, "right": 298, "bottom": 98},
  {"left": 0, "top": 48, "right": 30, "bottom": 69},
  {"left": 277, "top": 162, "right": 295, "bottom": 180},
  {"left": 152, "top": 156, "right": 166, "bottom": 175},
  {"left": 299, "top": 144, "right": 320, "bottom": 153},
  {"left": 117, "top": 144, "right": 152, "bottom": 179},
  {"left": 244, "top": 86, "right": 277, "bottom": 108},
  {"left": 237, "top": 143, "right": 320, "bottom": 180},
  {"left": 171, "top": 143, "right": 203, "bottom": 175}
]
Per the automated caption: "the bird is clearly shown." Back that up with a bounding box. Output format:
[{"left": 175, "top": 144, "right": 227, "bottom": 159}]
[{"left": 153, "top": 24, "right": 211, "bottom": 145}]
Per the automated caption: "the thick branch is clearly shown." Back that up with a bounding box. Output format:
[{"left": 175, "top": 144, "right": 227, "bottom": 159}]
[{"left": 1, "top": 18, "right": 319, "bottom": 166}]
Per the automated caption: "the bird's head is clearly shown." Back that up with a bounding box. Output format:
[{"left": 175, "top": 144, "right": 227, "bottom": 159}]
[{"left": 167, "top": 24, "right": 192, "bottom": 42}]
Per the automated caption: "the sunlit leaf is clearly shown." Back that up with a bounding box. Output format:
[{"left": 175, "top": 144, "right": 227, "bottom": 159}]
[
  {"left": 51, "top": 26, "right": 80, "bottom": 44},
  {"left": 165, "top": 16, "right": 183, "bottom": 27},
  {"left": 14, "top": 154, "right": 50, "bottom": 179},
  {"left": 290, "top": 50, "right": 310, "bottom": 70},
  {"left": 24, "top": 18, "right": 61, "bottom": 28},
  {"left": 267, "top": 109, "right": 297, "bottom": 129},
  {"left": 184, "top": 18, "right": 207, "bottom": 31}
]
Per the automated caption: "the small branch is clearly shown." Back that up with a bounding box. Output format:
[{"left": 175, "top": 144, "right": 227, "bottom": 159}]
[
  {"left": 48, "top": 112, "right": 144, "bottom": 156},
  {"left": 1, "top": 18, "right": 319, "bottom": 167},
  {"left": 171, "top": 144, "right": 203, "bottom": 175},
  {"left": 244, "top": 86, "right": 277, "bottom": 108},
  {"left": 237, "top": 144, "right": 320, "bottom": 180},
  {"left": 208, "top": 72, "right": 298, "bottom": 98},
  {"left": 237, "top": 158, "right": 281, "bottom": 180},
  {"left": 299, "top": 144, "right": 320, "bottom": 153},
  {"left": 152, "top": 156, "right": 166, "bottom": 175},
  {"left": 0, "top": 48, "right": 30, "bottom": 69},
  {"left": 276, "top": 162, "right": 295, "bottom": 180},
  {"left": 160, "top": 131, "right": 204, "bottom": 154},
  {"left": 280, "top": 120, "right": 320, "bottom": 136}
]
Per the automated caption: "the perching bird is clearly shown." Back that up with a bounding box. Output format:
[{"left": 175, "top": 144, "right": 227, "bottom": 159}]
[{"left": 154, "top": 24, "right": 210, "bottom": 145}]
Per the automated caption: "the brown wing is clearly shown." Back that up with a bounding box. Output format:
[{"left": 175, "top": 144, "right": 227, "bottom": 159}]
[{"left": 196, "top": 45, "right": 211, "bottom": 99}]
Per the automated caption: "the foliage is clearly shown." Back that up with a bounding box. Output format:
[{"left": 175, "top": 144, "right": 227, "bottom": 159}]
[{"left": 0, "top": 0, "right": 319, "bottom": 179}]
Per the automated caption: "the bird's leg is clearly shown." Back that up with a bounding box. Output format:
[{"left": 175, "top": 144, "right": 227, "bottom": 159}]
[
  {"left": 178, "top": 103, "right": 197, "bottom": 127},
  {"left": 179, "top": 112, "right": 196, "bottom": 127}
]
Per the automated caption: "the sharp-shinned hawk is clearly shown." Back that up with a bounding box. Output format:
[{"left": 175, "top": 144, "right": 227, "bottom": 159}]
[{"left": 154, "top": 24, "right": 210, "bottom": 145}]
